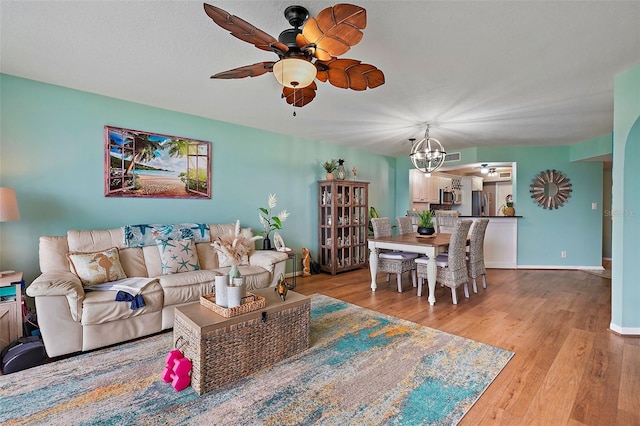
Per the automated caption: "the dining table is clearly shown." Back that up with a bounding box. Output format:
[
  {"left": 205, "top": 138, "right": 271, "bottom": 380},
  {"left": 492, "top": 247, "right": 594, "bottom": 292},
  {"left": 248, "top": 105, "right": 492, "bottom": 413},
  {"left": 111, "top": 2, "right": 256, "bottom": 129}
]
[{"left": 368, "top": 232, "right": 453, "bottom": 305}]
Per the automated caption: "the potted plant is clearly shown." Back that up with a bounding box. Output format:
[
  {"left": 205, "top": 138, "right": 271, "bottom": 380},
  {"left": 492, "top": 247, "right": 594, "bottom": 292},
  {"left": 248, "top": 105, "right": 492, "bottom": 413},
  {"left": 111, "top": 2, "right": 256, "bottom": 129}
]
[
  {"left": 501, "top": 194, "right": 515, "bottom": 216},
  {"left": 258, "top": 193, "right": 289, "bottom": 250},
  {"left": 322, "top": 159, "right": 338, "bottom": 180},
  {"left": 502, "top": 201, "right": 515, "bottom": 216},
  {"left": 417, "top": 210, "right": 435, "bottom": 235}
]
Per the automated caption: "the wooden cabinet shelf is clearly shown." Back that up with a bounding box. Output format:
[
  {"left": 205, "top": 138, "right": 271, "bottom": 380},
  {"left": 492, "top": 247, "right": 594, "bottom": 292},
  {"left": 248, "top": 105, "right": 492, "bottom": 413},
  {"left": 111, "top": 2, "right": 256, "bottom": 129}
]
[{"left": 318, "top": 180, "right": 369, "bottom": 275}]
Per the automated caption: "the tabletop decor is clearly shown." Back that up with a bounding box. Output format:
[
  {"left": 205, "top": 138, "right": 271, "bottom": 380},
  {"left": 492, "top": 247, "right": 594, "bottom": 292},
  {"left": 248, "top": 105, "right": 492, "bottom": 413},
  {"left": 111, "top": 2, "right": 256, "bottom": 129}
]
[
  {"left": 336, "top": 159, "right": 347, "bottom": 179},
  {"left": 211, "top": 220, "right": 262, "bottom": 278},
  {"left": 322, "top": 159, "right": 338, "bottom": 180},
  {"left": 258, "top": 193, "right": 289, "bottom": 250},
  {"left": 417, "top": 209, "right": 435, "bottom": 235},
  {"left": 0, "top": 294, "right": 513, "bottom": 425},
  {"left": 502, "top": 194, "right": 516, "bottom": 216}
]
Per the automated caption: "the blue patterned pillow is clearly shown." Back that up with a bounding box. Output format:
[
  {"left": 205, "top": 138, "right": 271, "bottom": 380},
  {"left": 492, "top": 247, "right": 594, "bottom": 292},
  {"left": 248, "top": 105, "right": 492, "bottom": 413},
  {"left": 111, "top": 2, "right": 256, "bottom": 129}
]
[{"left": 155, "top": 239, "right": 200, "bottom": 275}]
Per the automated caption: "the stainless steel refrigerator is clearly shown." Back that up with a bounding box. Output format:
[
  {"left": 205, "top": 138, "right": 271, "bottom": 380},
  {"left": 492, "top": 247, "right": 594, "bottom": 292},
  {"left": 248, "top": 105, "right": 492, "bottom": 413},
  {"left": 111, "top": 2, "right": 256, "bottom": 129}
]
[{"left": 471, "top": 190, "right": 488, "bottom": 216}]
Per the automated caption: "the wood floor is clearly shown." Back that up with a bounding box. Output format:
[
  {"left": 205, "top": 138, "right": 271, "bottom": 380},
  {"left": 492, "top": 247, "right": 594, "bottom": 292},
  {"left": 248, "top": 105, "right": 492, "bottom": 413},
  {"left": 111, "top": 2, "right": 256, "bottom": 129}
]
[{"left": 292, "top": 267, "right": 640, "bottom": 425}]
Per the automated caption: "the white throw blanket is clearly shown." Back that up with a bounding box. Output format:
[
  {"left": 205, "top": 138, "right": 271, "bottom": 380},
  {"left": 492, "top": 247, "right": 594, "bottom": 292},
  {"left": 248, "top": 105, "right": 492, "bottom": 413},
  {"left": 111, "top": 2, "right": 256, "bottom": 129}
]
[{"left": 84, "top": 277, "right": 156, "bottom": 296}]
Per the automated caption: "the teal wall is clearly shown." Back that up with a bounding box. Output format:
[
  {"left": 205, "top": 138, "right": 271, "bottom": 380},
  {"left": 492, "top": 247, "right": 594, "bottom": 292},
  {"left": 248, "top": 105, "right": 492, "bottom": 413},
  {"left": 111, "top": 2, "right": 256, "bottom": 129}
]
[
  {"left": 0, "top": 74, "right": 397, "bottom": 283},
  {"left": 570, "top": 134, "right": 612, "bottom": 161},
  {"left": 611, "top": 64, "right": 640, "bottom": 332},
  {"left": 0, "top": 73, "right": 611, "bottom": 291}
]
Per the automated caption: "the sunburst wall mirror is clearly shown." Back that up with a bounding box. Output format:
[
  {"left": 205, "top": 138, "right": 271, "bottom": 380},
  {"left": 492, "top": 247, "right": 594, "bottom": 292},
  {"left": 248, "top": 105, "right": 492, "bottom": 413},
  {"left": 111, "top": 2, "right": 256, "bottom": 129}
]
[{"left": 530, "top": 169, "right": 572, "bottom": 209}]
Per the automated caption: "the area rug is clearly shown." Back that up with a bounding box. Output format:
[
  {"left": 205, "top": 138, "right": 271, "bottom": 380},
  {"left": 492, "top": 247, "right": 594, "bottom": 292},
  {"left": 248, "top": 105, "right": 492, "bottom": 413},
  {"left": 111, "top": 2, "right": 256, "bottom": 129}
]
[{"left": 0, "top": 294, "right": 513, "bottom": 425}]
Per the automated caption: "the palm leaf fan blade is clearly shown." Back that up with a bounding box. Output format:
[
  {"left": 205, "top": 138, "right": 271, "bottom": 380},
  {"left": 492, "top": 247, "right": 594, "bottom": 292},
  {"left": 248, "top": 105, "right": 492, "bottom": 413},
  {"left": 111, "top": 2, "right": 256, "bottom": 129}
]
[
  {"left": 203, "top": 3, "right": 288, "bottom": 53},
  {"left": 322, "top": 59, "right": 384, "bottom": 90},
  {"left": 282, "top": 82, "right": 317, "bottom": 107},
  {"left": 210, "top": 62, "right": 275, "bottom": 79},
  {"left": 297, "top": 4, "right": 366, "bottom": 61}
]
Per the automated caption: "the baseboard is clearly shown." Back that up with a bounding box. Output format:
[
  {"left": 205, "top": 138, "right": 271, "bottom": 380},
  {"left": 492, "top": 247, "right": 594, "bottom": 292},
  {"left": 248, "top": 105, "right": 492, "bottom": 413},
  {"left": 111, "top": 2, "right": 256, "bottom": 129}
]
[
  {"left": 516, "top": 265, "right": 604, "bottom": 270},
  {"left": 609, "top": 322, "right": 640, "bottom": 336},
  {"left": 485, "top": 262, "right": 517, "bottom": 269}
]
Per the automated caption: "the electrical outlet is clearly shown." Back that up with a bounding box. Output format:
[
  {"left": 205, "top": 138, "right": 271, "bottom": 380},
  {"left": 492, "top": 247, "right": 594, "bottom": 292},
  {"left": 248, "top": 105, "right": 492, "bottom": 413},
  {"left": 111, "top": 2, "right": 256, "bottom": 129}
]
[
  {"left": 592, "top": 202, "right": 597, "bottom": 210},
  {"left": 561, "top": 251, "right": 567, "bottom": 258}
]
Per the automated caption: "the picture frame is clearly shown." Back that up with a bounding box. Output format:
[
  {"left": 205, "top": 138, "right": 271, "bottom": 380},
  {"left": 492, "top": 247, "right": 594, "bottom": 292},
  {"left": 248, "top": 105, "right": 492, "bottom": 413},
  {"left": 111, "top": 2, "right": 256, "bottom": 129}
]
[
  {"left": 104, "top": 126, "right": 211, "bottom": 199},
  {"left": 273, "top": 232, "right": 289, "bottom": 252}
]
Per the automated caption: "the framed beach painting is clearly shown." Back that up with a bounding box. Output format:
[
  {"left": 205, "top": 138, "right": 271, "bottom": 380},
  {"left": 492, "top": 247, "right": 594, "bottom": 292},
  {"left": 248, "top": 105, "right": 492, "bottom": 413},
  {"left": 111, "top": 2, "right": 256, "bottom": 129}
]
[{"left": 104, "top": 126, "right": 211, "bottom": 199}]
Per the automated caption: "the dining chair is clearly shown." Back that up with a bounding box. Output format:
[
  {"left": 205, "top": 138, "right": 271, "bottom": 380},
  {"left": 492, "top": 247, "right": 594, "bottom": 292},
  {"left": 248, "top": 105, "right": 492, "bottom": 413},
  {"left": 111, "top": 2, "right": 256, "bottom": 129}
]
[
  {"left": 434, "top": 210, "right": 459, "bottom": 234},
  {"left": 370, "top": 217, "right": 418, "bottom": 293},
  {"left": 467, "top": 219, "right": 489, "bottom": 293},
  {"left": 415, "top": 219, "right": 473, "bottom": 304},
  {"left": 396, "top": 216, "right": 414, "bottom": 235}
]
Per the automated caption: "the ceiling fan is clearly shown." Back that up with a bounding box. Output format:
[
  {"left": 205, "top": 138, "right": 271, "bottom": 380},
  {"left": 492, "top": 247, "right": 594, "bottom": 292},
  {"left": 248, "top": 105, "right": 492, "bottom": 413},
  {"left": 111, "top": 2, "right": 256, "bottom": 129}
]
[{"left": 203, "top": 3, "right": 385, "bottom": 110}]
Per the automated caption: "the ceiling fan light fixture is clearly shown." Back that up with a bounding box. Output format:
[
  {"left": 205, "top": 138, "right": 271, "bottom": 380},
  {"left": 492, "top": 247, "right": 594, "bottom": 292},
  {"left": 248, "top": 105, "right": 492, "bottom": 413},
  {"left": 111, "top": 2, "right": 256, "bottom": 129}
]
[{"left": 273, "top": 57, "right": 317, "bottom": 89}]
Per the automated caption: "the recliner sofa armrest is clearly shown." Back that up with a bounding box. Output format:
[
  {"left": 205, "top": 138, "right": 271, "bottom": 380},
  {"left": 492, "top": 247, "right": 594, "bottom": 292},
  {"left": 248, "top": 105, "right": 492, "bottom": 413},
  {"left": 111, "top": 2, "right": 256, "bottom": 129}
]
[
  {"left": 27, "top": 272, "right": 84, "bottom": 321},
  {"left": 249, "top": 250, "right": 289, "bottom": 274}
]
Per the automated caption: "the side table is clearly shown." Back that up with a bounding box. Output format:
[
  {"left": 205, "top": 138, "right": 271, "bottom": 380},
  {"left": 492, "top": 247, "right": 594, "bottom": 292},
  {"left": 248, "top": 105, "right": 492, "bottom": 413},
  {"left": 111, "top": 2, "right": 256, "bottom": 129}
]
[
  {"left": 0, "top": 272, "right": 23, "bottom": 351},
  {"left": 285, "top": 250, "right": 296, "bottom": 289}
]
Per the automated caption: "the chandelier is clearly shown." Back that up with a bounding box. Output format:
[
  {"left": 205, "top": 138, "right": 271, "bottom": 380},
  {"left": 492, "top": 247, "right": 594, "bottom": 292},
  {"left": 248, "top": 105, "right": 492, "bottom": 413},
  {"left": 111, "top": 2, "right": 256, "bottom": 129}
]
[{"left": 409, "top": 125, "right": 446, "bottom": 175}]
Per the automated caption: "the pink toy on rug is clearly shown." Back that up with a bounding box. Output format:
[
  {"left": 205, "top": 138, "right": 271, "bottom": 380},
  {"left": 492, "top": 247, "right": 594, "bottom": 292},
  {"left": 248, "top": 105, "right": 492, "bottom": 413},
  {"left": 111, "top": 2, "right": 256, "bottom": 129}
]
[{"left": 161, "top": 347, "right": 192, "bottom": 392}]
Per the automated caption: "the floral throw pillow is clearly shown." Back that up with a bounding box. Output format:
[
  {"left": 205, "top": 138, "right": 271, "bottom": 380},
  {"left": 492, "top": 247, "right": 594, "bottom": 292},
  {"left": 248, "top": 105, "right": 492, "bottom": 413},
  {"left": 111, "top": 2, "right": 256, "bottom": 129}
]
[
  {"left": 156, "top": 239, "right": 200, "bottom": 275},
  {"left": 67, "top": 247, "right": 127, "bottom": 286}
]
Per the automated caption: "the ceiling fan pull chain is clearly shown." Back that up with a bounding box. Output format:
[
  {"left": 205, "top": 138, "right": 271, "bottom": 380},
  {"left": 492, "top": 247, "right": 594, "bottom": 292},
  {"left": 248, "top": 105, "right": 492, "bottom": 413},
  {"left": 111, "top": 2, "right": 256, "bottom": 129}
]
[{"left": 293, "top": 88, "right": 297, "bottom": 117}]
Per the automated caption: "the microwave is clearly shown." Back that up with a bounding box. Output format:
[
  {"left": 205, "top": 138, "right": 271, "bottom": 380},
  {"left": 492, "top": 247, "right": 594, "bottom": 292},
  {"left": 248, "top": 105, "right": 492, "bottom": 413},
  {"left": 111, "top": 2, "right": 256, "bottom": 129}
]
[
  {"left": 440, "top": 190, "right": 454, "bottom": 204},
  {"left": 440, "top": 190, "right": 462, "bottom": 204}
]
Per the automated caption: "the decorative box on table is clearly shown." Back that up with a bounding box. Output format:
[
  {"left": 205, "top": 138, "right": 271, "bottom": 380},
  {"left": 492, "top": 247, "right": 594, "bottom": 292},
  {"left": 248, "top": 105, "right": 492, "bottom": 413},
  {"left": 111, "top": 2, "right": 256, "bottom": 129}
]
[{"left": 173, "top": 288, "right": 310, "bottom": 395}]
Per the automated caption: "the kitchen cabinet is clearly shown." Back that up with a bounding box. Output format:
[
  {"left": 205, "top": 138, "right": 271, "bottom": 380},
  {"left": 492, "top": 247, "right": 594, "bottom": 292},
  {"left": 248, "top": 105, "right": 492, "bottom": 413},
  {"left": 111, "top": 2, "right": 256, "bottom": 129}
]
[
  {"left": 438, "top": 176, "right": 452, "bottom": 191},
  {"left": 472, "top": 177, "right": 484, "bottom": 191},
  {"left": 409, "top": 169, "right": 439, "bottom": 203}
]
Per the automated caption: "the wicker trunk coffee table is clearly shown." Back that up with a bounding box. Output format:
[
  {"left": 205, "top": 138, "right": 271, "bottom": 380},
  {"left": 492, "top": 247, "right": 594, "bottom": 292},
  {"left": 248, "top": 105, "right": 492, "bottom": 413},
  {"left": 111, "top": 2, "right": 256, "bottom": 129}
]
[{"left": 173, "top": 288, "right": 310, "bottom": 395}]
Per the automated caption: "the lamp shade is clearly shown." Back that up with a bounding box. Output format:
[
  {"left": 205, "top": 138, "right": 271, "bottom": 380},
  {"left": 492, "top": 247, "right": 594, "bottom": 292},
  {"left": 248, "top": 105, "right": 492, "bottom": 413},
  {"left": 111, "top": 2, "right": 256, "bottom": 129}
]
[
  {"left": 0, "top": 187, "right": 20, "bottom": 222},
  {"left": 273, "top": 57, "right": 317, "bottom": 88}
]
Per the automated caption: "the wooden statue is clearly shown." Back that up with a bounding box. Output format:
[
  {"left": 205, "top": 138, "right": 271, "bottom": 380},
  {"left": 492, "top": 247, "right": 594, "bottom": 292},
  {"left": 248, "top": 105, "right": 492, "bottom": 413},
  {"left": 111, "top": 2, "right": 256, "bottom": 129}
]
[{"left": 302, "top": 247, "right": 311, "bottom": 277}]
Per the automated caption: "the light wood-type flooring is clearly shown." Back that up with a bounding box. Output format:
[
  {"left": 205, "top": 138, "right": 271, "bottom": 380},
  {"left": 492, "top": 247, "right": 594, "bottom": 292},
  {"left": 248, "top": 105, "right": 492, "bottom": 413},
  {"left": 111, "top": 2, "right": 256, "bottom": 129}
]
[{"left": 292, "top": 267, "right": 639, "bottom": 425}]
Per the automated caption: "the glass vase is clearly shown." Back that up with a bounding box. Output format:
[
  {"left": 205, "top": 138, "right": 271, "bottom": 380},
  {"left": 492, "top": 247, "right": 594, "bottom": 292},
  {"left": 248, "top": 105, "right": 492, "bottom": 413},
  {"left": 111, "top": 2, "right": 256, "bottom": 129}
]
[
  {"left": 229, "top": 264, "right": 241, "bottom": 279},
  {"left": 336, "top": 160, "right": 347, "bottom": 180}
]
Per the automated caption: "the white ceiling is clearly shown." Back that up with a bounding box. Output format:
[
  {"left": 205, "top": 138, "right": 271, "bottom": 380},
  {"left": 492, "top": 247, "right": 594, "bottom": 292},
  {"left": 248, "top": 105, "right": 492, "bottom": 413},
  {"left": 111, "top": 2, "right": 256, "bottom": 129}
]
[{"left": 1, "top": 1, "right": 638, "bottom": 157}]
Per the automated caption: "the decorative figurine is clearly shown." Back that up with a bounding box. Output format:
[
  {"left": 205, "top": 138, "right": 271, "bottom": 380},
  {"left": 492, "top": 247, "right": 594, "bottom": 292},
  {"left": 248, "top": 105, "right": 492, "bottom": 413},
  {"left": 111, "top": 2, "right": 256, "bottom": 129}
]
[
  {"left": 352, "top": 166, "right": 357, "bottom": 180},
  {"left": 301, "top": 247, "right": 311, "bottom": 277},
  {"left": 275, "top": 273, "right": 288, "bottom": 301}
]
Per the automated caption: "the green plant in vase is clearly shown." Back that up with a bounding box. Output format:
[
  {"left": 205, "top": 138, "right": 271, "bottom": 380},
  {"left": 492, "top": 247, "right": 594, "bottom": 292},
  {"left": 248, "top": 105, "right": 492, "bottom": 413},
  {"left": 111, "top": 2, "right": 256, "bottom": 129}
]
[
  {"left": 258, "top": 193, "right": 289, "bottom": 250},
  {"left": 417, "top": 210, "right": 435, "bottom": 235},
  {"left": 322, "top": 159, "right": 338, "bottom": 180}
]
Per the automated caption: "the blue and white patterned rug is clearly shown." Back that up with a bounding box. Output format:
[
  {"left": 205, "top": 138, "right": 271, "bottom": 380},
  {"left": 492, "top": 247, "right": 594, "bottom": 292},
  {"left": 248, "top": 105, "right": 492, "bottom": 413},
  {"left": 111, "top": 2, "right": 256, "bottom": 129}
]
[{"left": 0, "top": 294, "right": 513, "bottom": 425}]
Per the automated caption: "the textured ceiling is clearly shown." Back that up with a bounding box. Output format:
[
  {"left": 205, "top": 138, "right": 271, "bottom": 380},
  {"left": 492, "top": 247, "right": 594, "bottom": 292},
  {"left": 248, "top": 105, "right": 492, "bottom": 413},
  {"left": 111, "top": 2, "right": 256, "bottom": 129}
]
[{"left": 1, "top": 1, "right": 638, "bottom": 157}]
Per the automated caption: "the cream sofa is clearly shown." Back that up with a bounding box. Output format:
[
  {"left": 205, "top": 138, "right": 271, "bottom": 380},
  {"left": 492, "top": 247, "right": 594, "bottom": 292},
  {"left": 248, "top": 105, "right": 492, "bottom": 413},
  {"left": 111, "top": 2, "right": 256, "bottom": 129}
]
[{"left": 26, "top": 223, "right": 288, "bottom": 357}]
